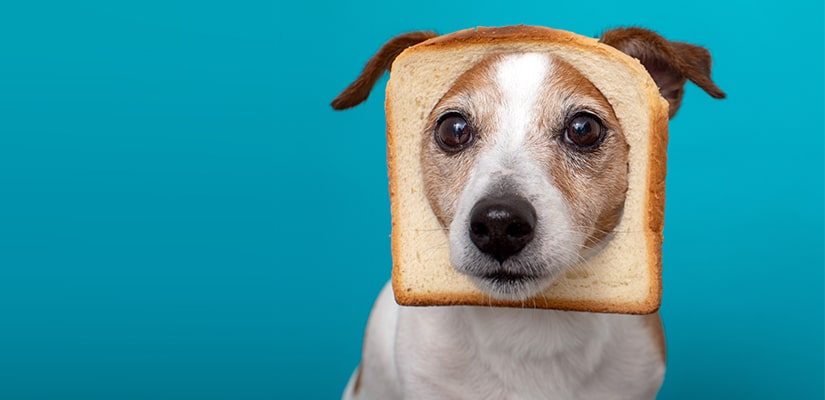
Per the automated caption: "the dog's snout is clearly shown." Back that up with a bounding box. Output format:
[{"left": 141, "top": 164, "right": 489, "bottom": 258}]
[{"left": 469, "top": 196, "right": 537, "bottom": 263}]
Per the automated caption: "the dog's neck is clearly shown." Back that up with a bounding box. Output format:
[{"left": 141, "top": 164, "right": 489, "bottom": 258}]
[
  {"left": 396, "top": 305, "right": 626, "bottom": 399},
  {"left": 448, "top": 306, "right": 612, "bottom": 358}
]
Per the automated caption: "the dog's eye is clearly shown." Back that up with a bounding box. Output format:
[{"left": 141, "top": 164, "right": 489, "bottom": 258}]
[
  {"left": 565, "top": 113, "right": 604, "bottom": 149},
  {"left": 435, "top": 113, "right": 474, "bottom": 152}
]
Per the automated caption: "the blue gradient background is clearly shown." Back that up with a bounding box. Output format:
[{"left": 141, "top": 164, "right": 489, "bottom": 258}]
[{"left": 1, "top": 1, "right": 822, "bottom": 399}]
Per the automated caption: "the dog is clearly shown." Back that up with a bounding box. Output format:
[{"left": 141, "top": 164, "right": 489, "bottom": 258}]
[{"left": 332, "top": 27, "right": 724, "bottom": 399}]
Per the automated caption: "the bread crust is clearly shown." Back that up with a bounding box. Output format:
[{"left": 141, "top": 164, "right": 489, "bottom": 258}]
[{"left": 387, "top": 25, "right": 668, "bottom": 314}]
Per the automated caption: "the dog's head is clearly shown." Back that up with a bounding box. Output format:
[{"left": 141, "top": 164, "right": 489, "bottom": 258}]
[{"left": 333, "top": 27, "right": 724, "bottom": 301}]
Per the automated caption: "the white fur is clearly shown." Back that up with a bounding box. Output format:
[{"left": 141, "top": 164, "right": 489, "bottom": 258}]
[
  {"left": 343, "top": 53, "right": 665, "bottom": 400},
  {"left": 494, "top": 53, "right": 547, "bottom": 153}
]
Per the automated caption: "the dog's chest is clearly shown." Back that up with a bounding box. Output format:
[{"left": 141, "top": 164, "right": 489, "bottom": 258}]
[{"left": 394, "top": 306, "right": 663, "bottom": 400}]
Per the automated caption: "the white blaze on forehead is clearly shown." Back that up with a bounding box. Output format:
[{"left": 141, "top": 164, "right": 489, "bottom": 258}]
[
  {"left": 493, "top": 53, "right": 550, "bottom": 152},
  {"left": 448, "top": 51, "right": 582, "bottom": 298}
]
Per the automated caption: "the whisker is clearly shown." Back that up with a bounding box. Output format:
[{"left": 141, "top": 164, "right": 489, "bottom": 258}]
[{"left": 410, "top": 227, "right": 450, "bottom": 232}]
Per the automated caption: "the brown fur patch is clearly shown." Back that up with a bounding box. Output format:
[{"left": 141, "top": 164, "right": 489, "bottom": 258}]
[
  {"left": 531, "top": 59, "right": 629, "bottom": 249},
  {"left": 331, "top": 31, "right": 437, "bottom": 110},
  {"left": 642, "top": 312, "right": 667, "bottom": 363},
  {"left": 352, "top": 365, "right": 363, "bottom": 395},
  {"left": 421, "top": 55, "right": 505, "bottom": 227},
  {"left": 599, "top": 27, "right": 725, "bottom": 118}
]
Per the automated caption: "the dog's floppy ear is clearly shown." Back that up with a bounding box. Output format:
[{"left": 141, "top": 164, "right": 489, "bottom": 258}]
[
  {"left": 331, "top": 31, "right": 438, "bottom": 110},
  {"left": 600, "top": 27, "right": 725, "bottom": 118}
]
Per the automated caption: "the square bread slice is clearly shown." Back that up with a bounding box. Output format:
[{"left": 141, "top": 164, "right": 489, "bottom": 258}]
[{"left": 386, "top": 25, "right": 669, "bottom": 314}]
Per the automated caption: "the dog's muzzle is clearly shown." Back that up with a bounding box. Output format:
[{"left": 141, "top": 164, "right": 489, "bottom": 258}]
[{"left": 468, "top": 195, "right": 536, "bottom": 263}]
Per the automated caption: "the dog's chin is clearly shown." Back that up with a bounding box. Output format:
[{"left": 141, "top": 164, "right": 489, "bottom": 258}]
[
  {"left": 466, "top": 271, "right": 558, "bottom": 302},
  {"left": 450, "top": 245, "right": 577, "bottom": 302}
]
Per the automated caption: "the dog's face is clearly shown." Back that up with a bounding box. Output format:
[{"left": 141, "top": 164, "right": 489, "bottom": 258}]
[{"left": 421, "top": 53, "right": 629, "bottom": 301}]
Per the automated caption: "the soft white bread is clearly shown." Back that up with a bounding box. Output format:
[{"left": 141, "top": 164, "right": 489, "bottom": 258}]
[{"left": 386, "top": 26, "right": 670, "bottom": 314}]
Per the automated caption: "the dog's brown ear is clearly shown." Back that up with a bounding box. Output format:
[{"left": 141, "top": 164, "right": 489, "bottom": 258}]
[
  {"left": 600, "top": 27, "right": 725, "bottom": 118},
  {"left": 331, "top": 31, "right": 438, "bottom": 110}
]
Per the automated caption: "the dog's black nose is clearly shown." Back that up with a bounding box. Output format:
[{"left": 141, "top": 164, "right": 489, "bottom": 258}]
[{"left": 469, "top": 196, "right": 537, "bottom": 263}]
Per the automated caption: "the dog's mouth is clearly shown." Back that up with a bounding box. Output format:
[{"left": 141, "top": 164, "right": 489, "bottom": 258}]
[
  {"left": 480, "top": 270, "right": 540, "bottom": 285},
  {"left": 464, "top": 267, "right": 554, "bottom": 301}
]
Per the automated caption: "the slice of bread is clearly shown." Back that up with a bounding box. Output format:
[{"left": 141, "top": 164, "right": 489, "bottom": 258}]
[{"left": 386, "top": 26, "right": 669, "bottom": 314}]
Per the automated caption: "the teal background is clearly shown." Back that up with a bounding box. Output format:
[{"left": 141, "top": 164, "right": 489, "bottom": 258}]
[{"left": 1, "top": 1, "right": 822, "bottom": 399}]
